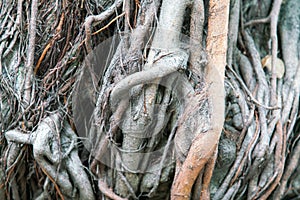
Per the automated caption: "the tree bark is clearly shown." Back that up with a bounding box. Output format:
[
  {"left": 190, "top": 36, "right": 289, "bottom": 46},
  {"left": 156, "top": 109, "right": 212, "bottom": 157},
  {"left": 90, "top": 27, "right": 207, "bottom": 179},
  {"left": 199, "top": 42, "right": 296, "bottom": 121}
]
[{"left": 0, "top": 0, "right": 299, "bottom": 199}]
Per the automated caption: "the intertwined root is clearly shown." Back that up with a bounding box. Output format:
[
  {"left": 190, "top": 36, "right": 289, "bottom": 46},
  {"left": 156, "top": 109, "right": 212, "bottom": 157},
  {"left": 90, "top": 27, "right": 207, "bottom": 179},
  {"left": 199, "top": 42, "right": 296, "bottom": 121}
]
[{"left": 5, "top": 113, "right": 94, "bottom": 200}]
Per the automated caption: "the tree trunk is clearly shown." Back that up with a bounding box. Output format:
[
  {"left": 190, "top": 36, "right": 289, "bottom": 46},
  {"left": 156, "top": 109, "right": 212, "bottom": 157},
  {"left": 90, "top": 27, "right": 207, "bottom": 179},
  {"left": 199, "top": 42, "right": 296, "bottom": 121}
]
[{"left": 0, "top": 0, "right": 299, "bottom": 199}]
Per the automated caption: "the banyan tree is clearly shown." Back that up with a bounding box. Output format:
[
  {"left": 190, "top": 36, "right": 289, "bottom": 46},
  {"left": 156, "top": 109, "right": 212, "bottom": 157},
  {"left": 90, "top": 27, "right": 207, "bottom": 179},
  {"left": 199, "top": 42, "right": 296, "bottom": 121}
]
[{"left": 0, "top": 0, "right": 299, "bottom": 199}]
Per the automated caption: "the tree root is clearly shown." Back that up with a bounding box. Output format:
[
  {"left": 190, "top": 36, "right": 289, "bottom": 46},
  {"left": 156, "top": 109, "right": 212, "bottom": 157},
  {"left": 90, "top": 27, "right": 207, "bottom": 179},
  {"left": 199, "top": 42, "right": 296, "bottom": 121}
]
[{"left": 5, "top": 113, "right": 95, "bottom": 200}]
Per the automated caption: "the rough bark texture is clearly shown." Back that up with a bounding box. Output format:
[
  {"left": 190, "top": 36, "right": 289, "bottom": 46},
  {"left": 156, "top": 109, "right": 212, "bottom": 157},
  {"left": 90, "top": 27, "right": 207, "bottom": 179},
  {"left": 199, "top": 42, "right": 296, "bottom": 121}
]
[{"left": 0, "top": 0, "right": 300, "bottom": 199}]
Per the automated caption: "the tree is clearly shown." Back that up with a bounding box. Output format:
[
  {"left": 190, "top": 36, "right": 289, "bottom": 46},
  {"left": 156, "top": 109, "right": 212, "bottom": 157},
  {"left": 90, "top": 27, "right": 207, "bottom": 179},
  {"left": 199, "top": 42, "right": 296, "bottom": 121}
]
[{"left": 0, "top": 0, "right": 299, "bottom": 199}]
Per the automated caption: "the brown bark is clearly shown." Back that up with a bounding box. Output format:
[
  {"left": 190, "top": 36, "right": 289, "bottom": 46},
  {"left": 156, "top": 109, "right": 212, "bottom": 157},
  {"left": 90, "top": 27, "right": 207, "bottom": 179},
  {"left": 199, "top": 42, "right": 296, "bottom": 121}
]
[{"left": 171, "top": 0, "right": 230, "bottom": 199}]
